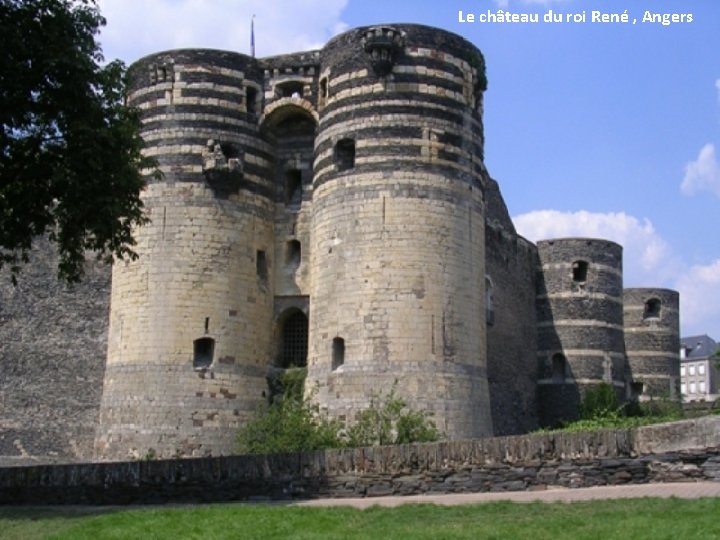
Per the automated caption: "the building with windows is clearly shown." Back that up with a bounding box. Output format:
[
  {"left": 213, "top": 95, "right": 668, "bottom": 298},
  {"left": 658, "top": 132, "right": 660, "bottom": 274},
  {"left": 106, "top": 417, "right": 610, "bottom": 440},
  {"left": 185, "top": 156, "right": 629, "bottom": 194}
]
[{"left": 680, "top": 335, "right": 719, "bottom": 402}]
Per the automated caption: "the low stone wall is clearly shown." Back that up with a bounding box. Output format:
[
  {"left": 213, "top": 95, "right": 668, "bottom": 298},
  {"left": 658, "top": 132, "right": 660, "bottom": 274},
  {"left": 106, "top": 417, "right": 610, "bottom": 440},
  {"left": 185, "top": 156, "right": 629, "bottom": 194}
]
[{"left": 1, "top": 417, "right": 719, "bottom": 505}]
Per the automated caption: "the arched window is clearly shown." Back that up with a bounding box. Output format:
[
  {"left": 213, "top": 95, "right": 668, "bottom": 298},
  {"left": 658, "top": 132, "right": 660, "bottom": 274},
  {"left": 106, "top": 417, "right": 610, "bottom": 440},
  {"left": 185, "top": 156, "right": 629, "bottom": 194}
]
[
  {"left": 281, "top": 311, "right": 308, "bottom": 367},
  {"left": 193, "top": 337, "right": 215, "bottom": 369},
  {"left": 643, "top": 298, "right": 661, "bottom": 320},
  {"left": 334, "top": 139, "right": 355, "bottom": 171},
  {"left": 552, "top": 353, "right": 566, "bottom": 382},
  {"left": 332, "top": 337, "right": 345, "bottom": 370}
]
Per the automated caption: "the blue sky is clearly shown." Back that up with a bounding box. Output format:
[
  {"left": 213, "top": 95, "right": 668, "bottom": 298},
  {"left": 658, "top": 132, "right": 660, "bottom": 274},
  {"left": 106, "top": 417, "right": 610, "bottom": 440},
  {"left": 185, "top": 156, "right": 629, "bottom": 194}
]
[{"left": 97, "top": 0, "right": 720, "bottom": 338}]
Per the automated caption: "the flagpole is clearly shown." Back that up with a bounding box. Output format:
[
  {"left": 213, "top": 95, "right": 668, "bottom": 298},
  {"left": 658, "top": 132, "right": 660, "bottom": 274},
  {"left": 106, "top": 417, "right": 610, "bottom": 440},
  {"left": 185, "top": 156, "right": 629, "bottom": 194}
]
[{"left": 251, "top": 15, "right": 256, "bottom": 57}]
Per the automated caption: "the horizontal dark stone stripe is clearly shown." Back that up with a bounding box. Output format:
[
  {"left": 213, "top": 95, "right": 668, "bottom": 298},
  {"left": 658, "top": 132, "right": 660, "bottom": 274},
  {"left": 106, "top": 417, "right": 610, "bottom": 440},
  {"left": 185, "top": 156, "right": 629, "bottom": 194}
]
[
  {"left": 147, "top": 171, "right": 275, "bottom": 200},
  {"left": 180, "top": 71, "right": 251, "bottom": 86},
  {"left": 537, "top": 239, "right": 623, "bottom": 268},
  {"left": 328, "top": 72, "right": 463, "bottom": 100},
  {"left": 142, "top": 136, "right": 273, "bottom": 162},
  {"left": 179, "top": 88, "right": 244, "bottom": 103},
  {"left": 536, "top": 297, "right": 623, "bottom": 324},
  {"left": 140, "top": 131, "right": 268, "bottom": 155},
  {"left": 537, "top": 278, "right": 624, "bottom": 299},
  {"left": 538, "top": 326, "right": 625, "bottom": 353},
  {"left": 139, "top": 104, "right": 251, "bottom": 122},
  {"left": 315, "top": 126, "right": 480, "bottom": 166},
  {"left": 153, "top": 155, "right": 271, "bottom": 177},
  {"left": 400, "top": 55, "right": 466, "bottom": 77},
  {"left": 626, "top": 356, "right": 678, "bottom": 375},
  {"left": 128, "top": 88, "right": 167, "bottom": 106},
  {"left": 625, "top": 333, "right": 680, "bottom": 352},
  {"left": 314, "top": 144, "right": 423, "bottom": 172},
  {"left": 311, "top": 180, "right": 483, "bottom": 213},
  {"left": 314, "top": 128, "right": 481, "bottom": 165},
  {"left": 321, "top": 25, "right": 483, "bottom": 78},
  {"left": 128, "top": 50, "right": 259, "bottom": 89},
  {"left": 313, "top": 160, "right": 485, "bottom": 190},
  {"left": 320, "top": 97, "right": 472, "bottom": 126}
]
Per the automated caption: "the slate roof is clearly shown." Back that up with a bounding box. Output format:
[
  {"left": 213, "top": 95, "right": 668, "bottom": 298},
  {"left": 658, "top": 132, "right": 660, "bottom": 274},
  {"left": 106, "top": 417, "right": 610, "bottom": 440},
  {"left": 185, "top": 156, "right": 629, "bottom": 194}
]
[{"left": 680, "top": 335, "right": 719, "bottom": 360}]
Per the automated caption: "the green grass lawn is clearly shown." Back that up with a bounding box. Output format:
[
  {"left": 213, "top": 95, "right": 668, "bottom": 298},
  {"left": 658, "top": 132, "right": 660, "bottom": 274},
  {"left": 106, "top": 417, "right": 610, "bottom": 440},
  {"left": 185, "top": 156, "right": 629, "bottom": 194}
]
[{"left": 1, "top": 497, "right": 719, "bottom": 540}]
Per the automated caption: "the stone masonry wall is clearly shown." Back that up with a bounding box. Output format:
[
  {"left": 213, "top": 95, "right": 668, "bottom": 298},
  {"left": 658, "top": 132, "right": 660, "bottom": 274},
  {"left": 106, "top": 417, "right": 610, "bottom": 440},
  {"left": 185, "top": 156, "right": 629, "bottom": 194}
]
[
  {"left": 94, "top": 50, "right": 276, "bottom": 461},
  {"left": 536, "top": 239, "right": 626, "bottom": 426},
  {"left": 1, "top": 417, "right": 718, "bottom": 505},
  {"left": 485, "top": 219, "right": 539, "bottom": 435},
  {"left": 624, "top": 288, "right": 680, "bottom": 400},
  {"left": 307, "top": 25, "right": 492, "bottom": 439},
  {"left": 0, "top": 238, "right": 110, "bottom": 466}
]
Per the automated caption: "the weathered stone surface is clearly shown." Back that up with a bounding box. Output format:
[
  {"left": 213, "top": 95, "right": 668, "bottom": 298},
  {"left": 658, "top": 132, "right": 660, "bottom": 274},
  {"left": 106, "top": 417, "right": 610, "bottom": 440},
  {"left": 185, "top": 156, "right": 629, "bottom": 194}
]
[
  {"left": 0, "top": 23, "right": 682, "bottom": 465},
  {"left": 0, "top": 238, "right": 109, "bottom": 467},
  {"left": 1, "top": 417, "right": 718, "bottom": 505}
]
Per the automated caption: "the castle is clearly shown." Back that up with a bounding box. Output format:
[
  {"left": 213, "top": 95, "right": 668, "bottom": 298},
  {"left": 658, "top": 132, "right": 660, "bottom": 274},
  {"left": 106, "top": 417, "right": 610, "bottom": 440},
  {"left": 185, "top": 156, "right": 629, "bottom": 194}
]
[{"left": 0, "top": 24, "right": 681, "bottom": 464}]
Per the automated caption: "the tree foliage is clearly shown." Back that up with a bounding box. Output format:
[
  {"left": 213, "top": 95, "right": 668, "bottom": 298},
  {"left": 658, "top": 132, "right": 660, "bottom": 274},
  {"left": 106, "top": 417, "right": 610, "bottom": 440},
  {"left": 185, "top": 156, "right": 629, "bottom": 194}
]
[{"left": 0, "top": 0, "right": 155, "bottom": 282}]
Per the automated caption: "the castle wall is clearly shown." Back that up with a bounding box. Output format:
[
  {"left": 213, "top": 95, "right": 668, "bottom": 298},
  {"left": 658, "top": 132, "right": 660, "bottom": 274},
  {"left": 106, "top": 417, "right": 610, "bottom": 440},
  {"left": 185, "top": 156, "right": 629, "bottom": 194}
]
[
  {"left": 261, "top": 53, "right": 319, "bottom": 305},
  {"left": 3, "top": 417, "right": 719, "bottom": 503},
  {"left": 485, "top": 221, "right": 539, "bottom": 435},
  {"left": 94, "top": 50, "right": 276, "bottom": 460},
  {"left": 624, "top": 288, "right": 680, "bottom": 400},
  {"left": 0, "top": 24, "right": 689, "bottom": 464},
  {"left": 306, "top": 25, "right": 492, "bottom": 439},
  {"left": 0, "top": 239, "right": 109, "bottom": 466},
  {"left": 536, "top": 239, "right": 626, "bottom": 426}
]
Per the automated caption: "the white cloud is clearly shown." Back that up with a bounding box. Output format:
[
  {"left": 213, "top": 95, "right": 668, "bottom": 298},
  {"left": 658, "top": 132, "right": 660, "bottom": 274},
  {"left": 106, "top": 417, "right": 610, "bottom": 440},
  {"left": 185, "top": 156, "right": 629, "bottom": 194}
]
[
  {"left": 513, "top": 209, "right": 720, "bottom": 336},
  {"left": 513, "top": 210, "right": 677, "bottom": 287},
  {"left": 97, "top": 0, "right": 348, "bottom": 63},
  {"left": 681, "top": 143, "right": 720, "bottom": 198},
  {"left": 716, "top": 79, "right": 720, "bottom": 103},
  {"left": 675, "top": 260, "right": 720, "bottom": 335}
]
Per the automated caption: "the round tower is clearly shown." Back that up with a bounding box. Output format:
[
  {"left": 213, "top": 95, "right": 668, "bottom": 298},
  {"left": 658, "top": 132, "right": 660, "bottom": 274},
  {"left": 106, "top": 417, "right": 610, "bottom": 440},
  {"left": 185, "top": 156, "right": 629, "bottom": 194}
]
[
  {"left": 307, "top": 25, "right": 492, "bottom": 438},
  {"left": 623, "top": 288, "right": 680, "bottom": 400},
  {"left": 94, "top": 50, "right": 275, "bottom": 459},
  {"left": 536, "top": 238, "right": 626, "bottom": 426}
]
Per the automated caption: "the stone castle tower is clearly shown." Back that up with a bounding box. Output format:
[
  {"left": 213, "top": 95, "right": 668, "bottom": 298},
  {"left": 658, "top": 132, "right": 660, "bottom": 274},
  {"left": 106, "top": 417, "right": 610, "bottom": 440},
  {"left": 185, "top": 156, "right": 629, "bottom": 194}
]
[{"left": 91, "top": 24, "right": 680, "bottom": 461}]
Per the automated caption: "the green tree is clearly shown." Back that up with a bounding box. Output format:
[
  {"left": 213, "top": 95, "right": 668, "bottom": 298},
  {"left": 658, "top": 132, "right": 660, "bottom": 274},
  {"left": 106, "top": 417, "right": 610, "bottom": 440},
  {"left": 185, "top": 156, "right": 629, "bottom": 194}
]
[{"left": 0, "top": 0, "right": 155, "bottom": 282}]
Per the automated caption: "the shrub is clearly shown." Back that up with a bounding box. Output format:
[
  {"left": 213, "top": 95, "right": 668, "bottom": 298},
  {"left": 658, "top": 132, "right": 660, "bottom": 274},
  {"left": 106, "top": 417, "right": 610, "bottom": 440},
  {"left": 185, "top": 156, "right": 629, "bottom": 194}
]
[
  {"left": 236, "top": 377, "right": 441, "bottom": 454},
  {"left": 345, "top": 383, "right": 440, "bottom": 447},
  {"left": 638, "top": 397, "right": 683, "bottom": 420},
  {"left": 580, "top": 383, "right": 620, "bottom": 420},
  {"left": 236, "top": 371, "right": 343, "bottom": 454}
]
